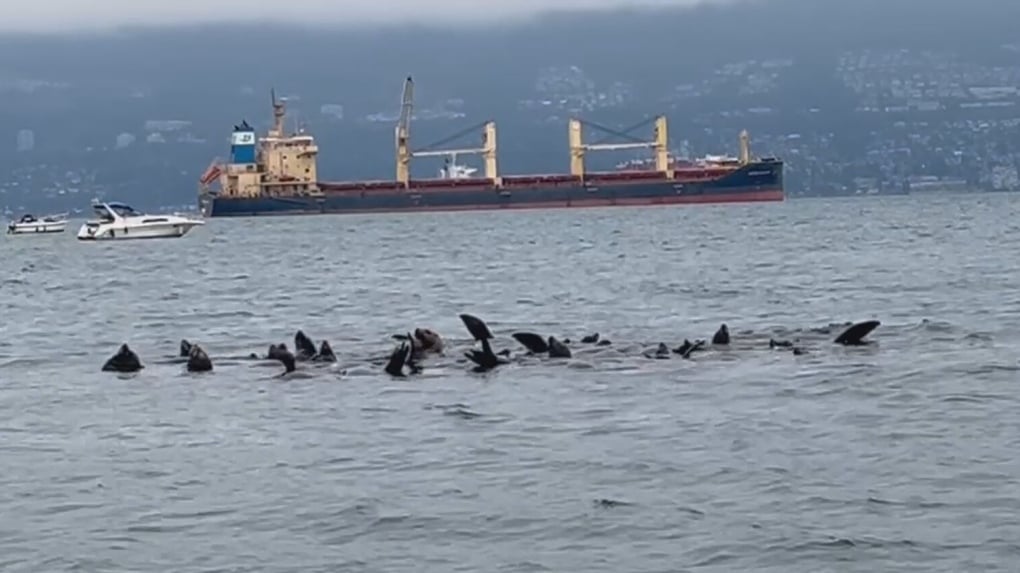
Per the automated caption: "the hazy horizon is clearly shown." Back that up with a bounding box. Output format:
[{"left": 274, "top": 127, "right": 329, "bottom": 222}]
[{"left": 0, "top": 0, "right": 751, "bottom": 33}]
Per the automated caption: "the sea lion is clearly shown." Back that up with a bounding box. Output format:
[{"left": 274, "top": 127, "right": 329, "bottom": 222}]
[
  {"left": 672, "top": 338, "right": 705, "bottom": 359},
  {"left": 186, "top": 344, "right": 213, "bottom": 372},
  {"left": 179, "top": 339, "right": 192, "bottom": 357},
  {"left": 834, "top": 320, "right": 880, "bottom": 346},
  {"left": 269, "top": 344, "right": 296, "bottom": 374},
  {"left": 581, "top": 333, "right": 600, "bottom": 344},
  {"left": 102, "top": 343, "right": 144, "bottom": 373},
  {"left": 394, "top": 328, "right": 444, "bottom": 359},
  {"left": 253, "top": 343, "right": 289, "bottom": 360},
  {"left": 712, "top": 324, "right": 730, "bottom": 345},
  {"left": 458, "top": 314, "right": 509, "bottom": 372},
  {"left": 547, "top": 336, "right": 571, "bottom": 358},
  {"left": 643, "top": 342, "right": 671, "bottom": 359}
]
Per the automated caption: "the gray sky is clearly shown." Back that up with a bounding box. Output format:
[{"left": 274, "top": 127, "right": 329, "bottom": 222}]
[{"left": 0, "top": 0, "right": 734, "bottom": 33}]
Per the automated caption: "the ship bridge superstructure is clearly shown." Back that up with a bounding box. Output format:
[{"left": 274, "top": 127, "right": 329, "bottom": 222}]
[{"left": 200, "top": 90, "right": 321, "bottom": 201}]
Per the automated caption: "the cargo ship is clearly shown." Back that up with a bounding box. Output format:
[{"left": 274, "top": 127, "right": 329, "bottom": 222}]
[{"left": 197, "top": 77, "right": 784, "bottom": 217}]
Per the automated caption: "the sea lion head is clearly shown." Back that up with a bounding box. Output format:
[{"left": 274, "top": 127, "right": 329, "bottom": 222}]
[{"left": 413, "top": 328, "right": 444, "bottom": 353}]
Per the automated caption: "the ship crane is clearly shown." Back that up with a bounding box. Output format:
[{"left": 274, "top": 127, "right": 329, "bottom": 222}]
[
  {"left": 394, "top": 76, "right": 499, "bottom": 186},
  {"left": 568, "top": 115, "right": 671, "bottom": 179}
]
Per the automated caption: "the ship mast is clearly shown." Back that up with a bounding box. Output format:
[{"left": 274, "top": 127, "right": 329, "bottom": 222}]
[
  {"left": 395, "top": 76, "right": 499, "bottom": 185},
  {"left": 270, "top": 88, "right": 286, "bottom": 138},
  {"left": 395, "top": 76, "right": 414, "bottom": 186}
]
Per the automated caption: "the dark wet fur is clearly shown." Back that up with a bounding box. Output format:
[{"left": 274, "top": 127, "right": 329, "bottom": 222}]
[
  {"left": 547, "top": 336, "right": 571, "bottom": 358},
  {"left": 712, "top": 324, "right": 730, "bottom": 345},
  {"left": 643, "top": 342, "right": 671, "bottom": 359},
  {"left": 179, "top": 339, "right": 192, "bottom": 358},
  {"left": 186, "top": 344, "right": 213, "bottom": 372},
  {"left": 102, "top": 343, "right": 143, "bottom": 373},
  {"left": 268, "top": 344, "right": 296, "bottom": 374},
  {"left": 413, "top": 328, "right": 443, "bottom": 353}
]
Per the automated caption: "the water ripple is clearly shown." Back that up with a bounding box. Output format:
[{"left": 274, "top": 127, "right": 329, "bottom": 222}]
[{"left": 2, "top": 194, "right": 1020, "bottom": 571}]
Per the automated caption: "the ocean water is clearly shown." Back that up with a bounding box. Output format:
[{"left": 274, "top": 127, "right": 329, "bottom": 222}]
[{"left": 1, "top": 193, "right": 1019, "bottom": 572}]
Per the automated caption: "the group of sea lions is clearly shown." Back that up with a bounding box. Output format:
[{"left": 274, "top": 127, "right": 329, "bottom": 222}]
[{"left": 100, "top": 313, "right": 882, "bottom": 377}]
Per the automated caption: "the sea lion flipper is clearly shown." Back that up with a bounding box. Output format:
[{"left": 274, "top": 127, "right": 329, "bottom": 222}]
[
  {"left": 102, "top": 343, "right": 144, "bottom": 373},
  {"left": 294, "top": 330, "right": 317, "bottom": 359},
  {"left": 459, "top": 313, "right": 494, "bottom": 341},
  {"left": 385, "top": 343, "right": 409, "bottom": 377},
  {"left": 464, "top": 349, "right": 484, "bottom": 368},
  {"left": 512, "top": 332, "right": 548, "bottom": 353},
  {"left": 314, "top": 340, "right": 336, "bottom": 362},
  {"left": 834, "top": 320, "right": 880, "bottom": 346}
]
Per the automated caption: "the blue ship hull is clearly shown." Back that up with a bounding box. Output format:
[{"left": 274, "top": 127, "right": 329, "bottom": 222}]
[{"left": 204, "top": 160, "right": 784, "bottom": 217}]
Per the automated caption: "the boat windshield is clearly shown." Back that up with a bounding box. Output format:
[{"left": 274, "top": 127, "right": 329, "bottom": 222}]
[
  {"left": 18, "top": 214, "right": 37, "bottom": 223},
  {"left": 94, "top": 202, "right": 143, "bottom": 219}
]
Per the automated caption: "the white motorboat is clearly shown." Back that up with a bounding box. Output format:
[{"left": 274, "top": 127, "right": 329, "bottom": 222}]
[
  {"left": 77, "top": 201, "right": 204, "bottom": 241},
  {"left": 6, "top": 213, "right": 68, "bottom": 235}
]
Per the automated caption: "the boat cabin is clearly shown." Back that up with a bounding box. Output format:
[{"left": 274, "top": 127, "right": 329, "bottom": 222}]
[{"left": 92, "top": 201, "right": 143, "bottom": 222}]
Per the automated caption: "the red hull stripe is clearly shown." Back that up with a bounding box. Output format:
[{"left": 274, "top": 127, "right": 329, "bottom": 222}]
[{"left": 212, "top": 189, "right": 784, "bottom": 217}]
